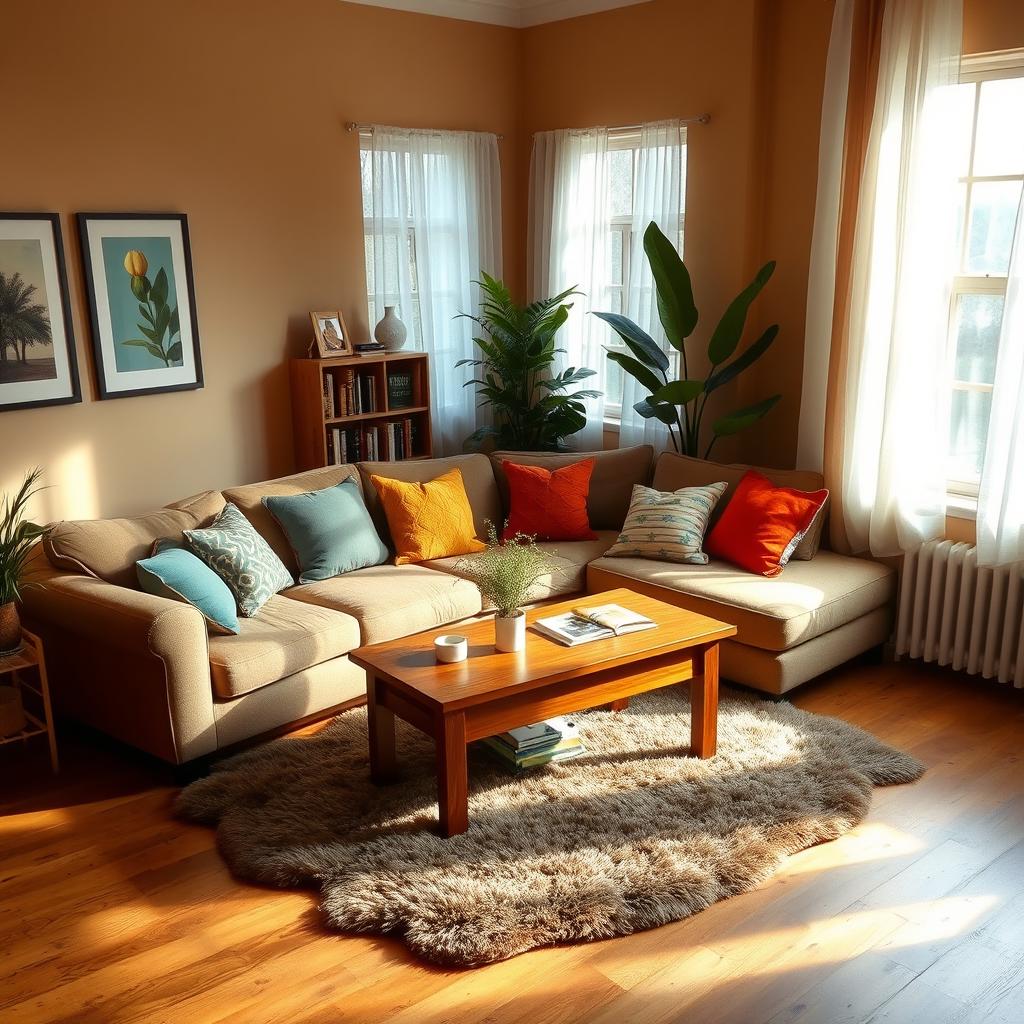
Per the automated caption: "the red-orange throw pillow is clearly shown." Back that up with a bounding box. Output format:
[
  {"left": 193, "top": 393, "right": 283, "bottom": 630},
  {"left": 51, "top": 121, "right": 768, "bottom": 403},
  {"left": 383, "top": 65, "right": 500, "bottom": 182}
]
[
  {"left": 705, "top": 469, "right": 828, "bottom": 577},
  {"left": 502, "top": 459, "right": 597, "bottom": 542}
]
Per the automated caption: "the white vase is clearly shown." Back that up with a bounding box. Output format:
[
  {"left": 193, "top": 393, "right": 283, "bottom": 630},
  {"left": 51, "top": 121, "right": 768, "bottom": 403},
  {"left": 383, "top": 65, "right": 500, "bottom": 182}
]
[
  {"left": 494, "top": 611, "right": 526, "bottom": 653},
  {"left": 374, "top": 306, "right": 407, "bottom": 352}
]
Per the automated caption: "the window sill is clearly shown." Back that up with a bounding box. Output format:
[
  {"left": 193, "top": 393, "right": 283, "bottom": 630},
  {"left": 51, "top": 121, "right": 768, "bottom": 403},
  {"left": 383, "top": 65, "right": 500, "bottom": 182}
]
[
  {"left": 603, "top": 418, "right": 621, "bottom": 432},
  {"left": 946, "top": 493, "right": 978, "bottom": 521}
]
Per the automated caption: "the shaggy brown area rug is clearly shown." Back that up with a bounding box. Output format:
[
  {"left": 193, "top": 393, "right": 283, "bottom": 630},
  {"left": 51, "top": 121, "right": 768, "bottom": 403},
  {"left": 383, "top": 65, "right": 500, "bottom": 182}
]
[{"left": 176, "top": 688, "right": 923, "bottom": 967}]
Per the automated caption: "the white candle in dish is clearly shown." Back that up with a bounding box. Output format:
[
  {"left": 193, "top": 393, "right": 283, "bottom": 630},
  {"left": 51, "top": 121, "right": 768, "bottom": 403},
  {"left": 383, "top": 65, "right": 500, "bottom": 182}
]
[{"left": 434, "top": 634, "right": 468, "bottom": 663}]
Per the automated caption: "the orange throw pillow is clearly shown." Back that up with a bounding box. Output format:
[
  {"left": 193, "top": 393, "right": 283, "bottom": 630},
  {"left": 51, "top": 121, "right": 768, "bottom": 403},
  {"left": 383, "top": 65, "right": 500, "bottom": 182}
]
[
  {"left": 371, "top": 468, "right": 485, "bottom": 565},
  {"left": 502, "top": 459, "right": 597, "bottom": 542},
  {"left": 705, "top": 469, "right": 828, "bottom": 577}
]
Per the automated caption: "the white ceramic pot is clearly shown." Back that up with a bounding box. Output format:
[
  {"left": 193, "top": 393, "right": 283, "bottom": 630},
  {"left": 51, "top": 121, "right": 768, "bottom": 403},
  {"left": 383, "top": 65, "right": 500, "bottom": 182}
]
[
  {"left": 434, "top": 634, "right": 468, "bottom": 663},
  {"left": 494, "top": 610, "right": 526, "bottom": 653},
  {"left": 374, "top": 306, "right": 407, "bottom": 352}
]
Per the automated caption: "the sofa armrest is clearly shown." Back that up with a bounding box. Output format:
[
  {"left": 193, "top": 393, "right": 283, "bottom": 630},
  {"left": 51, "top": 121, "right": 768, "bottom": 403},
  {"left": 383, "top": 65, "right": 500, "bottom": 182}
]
[{"left": 20, "top": 552, "right": 217, "bottom": 763}]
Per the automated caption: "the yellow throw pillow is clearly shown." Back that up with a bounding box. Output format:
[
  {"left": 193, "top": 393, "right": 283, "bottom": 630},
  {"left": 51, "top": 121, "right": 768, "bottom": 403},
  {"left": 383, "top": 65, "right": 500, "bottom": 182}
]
[{"left": 371, "top": 468, "right": 485, "bottom": 565}]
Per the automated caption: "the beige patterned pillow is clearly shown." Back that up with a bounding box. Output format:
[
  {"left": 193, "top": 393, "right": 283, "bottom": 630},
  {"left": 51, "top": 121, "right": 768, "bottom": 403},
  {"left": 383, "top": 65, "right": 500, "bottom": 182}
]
[{"left": 604, "top": 482, "right": 728, "bottom": 564}]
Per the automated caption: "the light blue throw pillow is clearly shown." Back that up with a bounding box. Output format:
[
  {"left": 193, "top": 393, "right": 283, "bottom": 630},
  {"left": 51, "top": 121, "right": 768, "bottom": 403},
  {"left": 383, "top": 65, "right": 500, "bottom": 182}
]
[
  {"left": 137, "top": 540, "right": 240, "bottom": 635},
  {"left": 263, "top": 478, "right": 388, "bottom": 584},
  {"left": 184, "top": 503, "right": 294, "bottom": 617}
]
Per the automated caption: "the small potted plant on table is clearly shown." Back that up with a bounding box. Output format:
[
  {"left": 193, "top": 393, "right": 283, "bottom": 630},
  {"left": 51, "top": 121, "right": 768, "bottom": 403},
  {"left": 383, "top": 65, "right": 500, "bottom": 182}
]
[{"left": 457, "top": 524, "right": 559, "bottom": 653}]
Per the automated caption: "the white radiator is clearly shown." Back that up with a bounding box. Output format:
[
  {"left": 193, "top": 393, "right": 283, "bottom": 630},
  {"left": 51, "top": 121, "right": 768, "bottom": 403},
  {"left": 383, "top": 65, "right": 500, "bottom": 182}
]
[{"left": 896, "top": 540, "right": 1024, "bottom": 688}]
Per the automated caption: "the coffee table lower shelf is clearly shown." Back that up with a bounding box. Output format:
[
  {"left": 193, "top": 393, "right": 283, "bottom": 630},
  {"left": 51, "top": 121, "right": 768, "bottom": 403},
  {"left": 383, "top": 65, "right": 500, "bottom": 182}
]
[{"left": 363, "top": 641, "right": 721, "bottom": 838}]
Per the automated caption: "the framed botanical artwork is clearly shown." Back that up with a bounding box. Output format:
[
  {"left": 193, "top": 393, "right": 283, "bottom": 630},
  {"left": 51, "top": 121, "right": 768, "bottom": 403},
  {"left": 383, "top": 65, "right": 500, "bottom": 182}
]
[
  {"left": 0, "top": 213, "right": 80, "bottom": 413},
  {"left": 309, "top": 309, "right": 353, "bottom": 357},
  {"left": 77, "top": 213, "right": 203, "bottom": 400}
]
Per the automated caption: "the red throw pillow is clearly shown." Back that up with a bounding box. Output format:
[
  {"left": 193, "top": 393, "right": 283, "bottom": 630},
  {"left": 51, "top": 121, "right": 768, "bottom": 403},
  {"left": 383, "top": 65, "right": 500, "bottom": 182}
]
[
  {"left": 502, "top": 459, "right": 597, "bottom": 542},
  {"left": 705, "top": 469, "right": 828, "bottom": 576}
]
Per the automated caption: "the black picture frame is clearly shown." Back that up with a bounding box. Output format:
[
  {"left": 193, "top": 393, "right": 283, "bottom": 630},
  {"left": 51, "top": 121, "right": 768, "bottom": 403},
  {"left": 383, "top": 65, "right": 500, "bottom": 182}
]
[
  {"left": 77, "top": 212, "right": 204, "bottom": 400},
  {"left": 0, "top": 212, "right": 81, "bottom": 413}
]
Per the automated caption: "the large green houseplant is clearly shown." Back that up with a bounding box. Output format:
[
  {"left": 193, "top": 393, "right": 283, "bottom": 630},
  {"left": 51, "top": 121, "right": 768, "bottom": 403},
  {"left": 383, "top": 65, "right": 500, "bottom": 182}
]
[
  {"left": 457, "top": 273, "right": 601, "bottom": 452},
  {"left": 0, "top": 468, "right": 47, "bottom": 655},
  {"left": 594, "top": 222, "right": 781, "bottom": 458}
]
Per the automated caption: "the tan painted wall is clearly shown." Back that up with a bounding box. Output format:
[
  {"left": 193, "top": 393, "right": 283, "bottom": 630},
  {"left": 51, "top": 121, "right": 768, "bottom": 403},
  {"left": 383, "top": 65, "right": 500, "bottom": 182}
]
[
  {"left": 4, "top": 0, "right": 1022, "bottom": 521},
  {"left": 0, "top": 0, "right": 522, "bottom": 520}
]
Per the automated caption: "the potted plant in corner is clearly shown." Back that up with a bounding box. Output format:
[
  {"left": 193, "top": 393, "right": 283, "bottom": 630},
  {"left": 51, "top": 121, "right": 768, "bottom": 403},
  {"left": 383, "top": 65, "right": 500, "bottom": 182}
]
[
  {"left": 456, "top": 524, "right": 559, "bottom": 652},
  {"left": 457, "top": 273, "right": 602, "bottom": 452},
  {"left": 594, "top": 222, "right": 782, "bottom": 457},
  {"left": 0, "top": 468, "right": 47, "bottom": 736}
]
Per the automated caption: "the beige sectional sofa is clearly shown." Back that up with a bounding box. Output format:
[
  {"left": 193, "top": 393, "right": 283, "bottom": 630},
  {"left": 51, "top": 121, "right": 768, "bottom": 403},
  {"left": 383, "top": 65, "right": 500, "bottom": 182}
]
[{"left": 22, "top": 446, "right": 895, "bottom": 764}]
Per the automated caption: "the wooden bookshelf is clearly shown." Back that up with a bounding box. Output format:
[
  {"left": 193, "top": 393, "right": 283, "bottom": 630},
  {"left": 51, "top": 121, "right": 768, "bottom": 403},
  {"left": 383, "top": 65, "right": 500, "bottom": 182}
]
[{"left": 290, "top": 351, "right": 433, "bottom": 470}]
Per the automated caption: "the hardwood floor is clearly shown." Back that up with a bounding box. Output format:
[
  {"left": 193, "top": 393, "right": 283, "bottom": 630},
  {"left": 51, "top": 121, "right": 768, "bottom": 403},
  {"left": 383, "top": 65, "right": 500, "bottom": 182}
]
[{"left": 2, "top": 660, "right": 1022, "bottom": 1024}]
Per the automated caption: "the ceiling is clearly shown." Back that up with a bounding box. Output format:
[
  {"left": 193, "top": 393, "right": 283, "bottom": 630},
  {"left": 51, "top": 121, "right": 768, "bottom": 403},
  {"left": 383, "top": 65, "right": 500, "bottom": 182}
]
[{"left": 343, "top": 0, "right": 651, "bottom": 28}]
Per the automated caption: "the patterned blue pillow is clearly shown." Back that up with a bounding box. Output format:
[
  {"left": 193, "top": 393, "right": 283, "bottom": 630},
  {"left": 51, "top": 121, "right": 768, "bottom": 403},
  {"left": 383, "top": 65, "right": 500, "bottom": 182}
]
[
  {"left": 184, "top": 503, "right": 293, "bottom": 617},
  {"left": 605, "top": 482, "right": 728, "bottom": 564}
]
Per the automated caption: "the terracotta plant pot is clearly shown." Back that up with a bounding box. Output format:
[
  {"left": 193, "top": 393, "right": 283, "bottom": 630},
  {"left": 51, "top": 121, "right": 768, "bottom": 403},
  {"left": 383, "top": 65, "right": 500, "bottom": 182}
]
[
  {"left": 0, "top": 685, "right": 26, "bottom": 737},
  {"left": 0, "top": 601, "right": 21, "bottom": 656}
]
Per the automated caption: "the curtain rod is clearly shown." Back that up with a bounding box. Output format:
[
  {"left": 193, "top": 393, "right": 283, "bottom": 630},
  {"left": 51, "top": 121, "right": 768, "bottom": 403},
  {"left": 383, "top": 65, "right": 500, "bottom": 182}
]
[
  {"left": 346, "top": 114, "right": 712, "bottom": 141},
  {"left": 346, "top": 122, "right": 506, "bottom": 141}
]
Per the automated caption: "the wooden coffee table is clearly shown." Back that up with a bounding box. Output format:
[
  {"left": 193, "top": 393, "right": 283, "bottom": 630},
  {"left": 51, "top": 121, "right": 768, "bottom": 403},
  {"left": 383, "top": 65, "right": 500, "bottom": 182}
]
[{"left": 349, "top": 587, "right": 737, "bottom": 837}]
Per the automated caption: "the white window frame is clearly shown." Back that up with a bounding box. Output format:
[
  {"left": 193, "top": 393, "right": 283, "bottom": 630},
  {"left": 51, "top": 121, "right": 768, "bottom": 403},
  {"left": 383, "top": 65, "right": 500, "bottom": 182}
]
[
  {"left": 603, "top": 128, "right": 686, "bottom": 423},
  {"left": 947, "top": 51, "right": 1024, "bottom": 508}
]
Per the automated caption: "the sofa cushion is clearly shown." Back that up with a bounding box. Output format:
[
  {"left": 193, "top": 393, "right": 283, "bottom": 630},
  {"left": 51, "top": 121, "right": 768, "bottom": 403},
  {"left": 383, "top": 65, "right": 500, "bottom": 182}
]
[
  {"left": 44, "top": 490, "right": 225, "bottom": 589},
  {"left": 284, "top": 563, "right": 483, "bottom": 645},
  {"left": 491, "top": 445, "right": 654, "bottom": 530},
  {"left": 652, "top": 452, "right": 828, "bottom": 559},
  {"left": 223, "top": 466, "right": 362, "bottom": 575},
  {"left": 358, "top": 454, "right": 501, "bottom": 544},
  {"left": 207, "top": 594, "right": 360, "bottom": 698},
  {"left": 263, "top": 478, "right": 388, "bottom": 582},
  {"left": 502, "top": 459, "right": 597, "bottom": 542},
  {"left": 426, "top": 531, "right": 618, "bottom": 604},
  {"left": 586, "top": 550, "right": 895, "bottom": 652}
]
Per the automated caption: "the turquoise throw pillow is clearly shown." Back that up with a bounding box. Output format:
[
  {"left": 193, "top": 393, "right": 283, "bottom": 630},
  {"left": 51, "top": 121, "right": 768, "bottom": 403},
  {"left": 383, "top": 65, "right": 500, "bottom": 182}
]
[
  {"left": 137, "top": 541, "right": 240, "bottom": 635},
  {"left": 263, "top": 478, "right": 388, "bottom": 584},
  {"left": 184, "top": 503, "right": 294, "bottom": 617}
]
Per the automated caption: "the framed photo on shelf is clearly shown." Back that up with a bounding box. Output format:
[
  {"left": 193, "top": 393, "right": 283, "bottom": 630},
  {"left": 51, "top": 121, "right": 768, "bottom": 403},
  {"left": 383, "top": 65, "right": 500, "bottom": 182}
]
[
  {"left": 77, "top": 212, "right": 203, "bottom": 400},
  {"left": 309, "top": 309, "right": 353, "bottom": 357},
  {"left": 0, "top": 213, "right": 81, "bottom": 413}
]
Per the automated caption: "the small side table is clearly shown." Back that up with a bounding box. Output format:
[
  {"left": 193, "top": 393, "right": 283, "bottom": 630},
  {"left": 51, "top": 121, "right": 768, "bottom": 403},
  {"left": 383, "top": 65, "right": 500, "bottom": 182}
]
[{"left": 0, "top": 630, "right": 59, "bottom": 773}]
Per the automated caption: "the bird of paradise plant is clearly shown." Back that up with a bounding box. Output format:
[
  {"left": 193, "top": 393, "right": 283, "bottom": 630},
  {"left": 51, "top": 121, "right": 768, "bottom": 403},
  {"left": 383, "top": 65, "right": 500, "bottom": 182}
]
[{"left": 121, "top": 250, "right": 182, "bottom": 367}]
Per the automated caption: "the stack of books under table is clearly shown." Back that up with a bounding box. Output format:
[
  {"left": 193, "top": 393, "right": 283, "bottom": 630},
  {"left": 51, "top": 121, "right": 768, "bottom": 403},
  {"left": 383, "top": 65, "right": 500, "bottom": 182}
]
[{"left": 482, "top": 716, "right": 584, "bottom": 772}]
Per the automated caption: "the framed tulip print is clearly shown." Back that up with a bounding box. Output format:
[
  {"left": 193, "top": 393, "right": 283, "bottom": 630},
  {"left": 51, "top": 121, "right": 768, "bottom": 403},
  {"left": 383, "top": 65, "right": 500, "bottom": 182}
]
[
  {"left": 0, "top": 213, "right": 81, "bottom": 413},
  {"left": 77, "top": 213, "right": 203, "bottom": 400}
]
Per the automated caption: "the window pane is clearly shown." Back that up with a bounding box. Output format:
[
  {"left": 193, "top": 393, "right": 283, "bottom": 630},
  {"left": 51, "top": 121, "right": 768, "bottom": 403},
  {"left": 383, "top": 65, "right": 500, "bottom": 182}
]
[
  {"left": 609, "top": 149, "right": 633, "bottom": 218},
  {"left": 953, "top": 293, "right": 1004, "bottom": 384},
  {"left": 973, "top": 77, "right": 1024, "bottom": 176},
  {"left": 606, "top": 229, "right": 623, "bottom": 286},
  {"left": 605, "top": 350, "right": 624, "bottom": 408},
  {"left": 953, "top": 181, "right": 966, "bottom": 267},
  {"left": 966, "top": 180, "right": 1023, "bottom": 275},
  {"left": 950, "top": 82, "right": 977, "bottom": 178},
  {"left": 948, "top": 387, "right": 992, "bottom": 481}
]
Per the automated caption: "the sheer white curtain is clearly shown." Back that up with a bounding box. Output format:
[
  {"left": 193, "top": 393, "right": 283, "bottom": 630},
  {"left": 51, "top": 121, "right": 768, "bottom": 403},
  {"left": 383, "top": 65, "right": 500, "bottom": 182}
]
[
  {"left": 362, "top": 127, "right": 502, "bottom": 455},
  {"left": 977, "top": 190, "right": 1024, "bottom": 565},
  {"left": 619, "top": 120, "right": 686, "bottom": 449},
  {"left": 837, "top": 0, "right": 963, "bottom": 555},
  {"left": 528, "top": 127, "right": 609, "bottom": 450}
]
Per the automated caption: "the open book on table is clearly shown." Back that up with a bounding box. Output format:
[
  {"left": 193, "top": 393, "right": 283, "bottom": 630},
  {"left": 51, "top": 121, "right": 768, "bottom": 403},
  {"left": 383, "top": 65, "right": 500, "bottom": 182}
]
[{"left": 532, "top": 603, "right": 656, "bottom": 647}]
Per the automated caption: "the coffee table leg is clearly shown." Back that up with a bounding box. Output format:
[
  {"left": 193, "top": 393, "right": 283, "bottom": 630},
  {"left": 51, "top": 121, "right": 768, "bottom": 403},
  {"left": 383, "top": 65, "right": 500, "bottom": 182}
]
[
  {"left": 606, "top": 698, "right": 630, "bottom": 712},
  {"left": 437, "top": 711, "right": 468, "bottom": 837},
  {"left": 691, "top": 643, "right": 719, "bottom": 758},
  {"left": 367, "top": 675, "right": 398, "bottom": 784}
]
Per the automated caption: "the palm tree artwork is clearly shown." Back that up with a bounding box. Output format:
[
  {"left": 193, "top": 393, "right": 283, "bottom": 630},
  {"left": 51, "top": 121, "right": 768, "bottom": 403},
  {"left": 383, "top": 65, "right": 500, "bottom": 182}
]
[{"left": 0, "top": 271, "right": 54, "bottom": 383}]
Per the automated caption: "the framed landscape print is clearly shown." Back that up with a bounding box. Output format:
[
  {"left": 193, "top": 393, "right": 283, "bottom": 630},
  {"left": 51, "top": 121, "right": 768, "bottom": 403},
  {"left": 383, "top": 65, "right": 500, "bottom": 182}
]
[
  {"left": 77, "top": 213, "right": 203, "bottom": 400},
  {"left": 309, "top": 309, "right": 353, "bottom": 357},
  {"left": 0, "top": 213, "right": 80, "bottom": 413}
]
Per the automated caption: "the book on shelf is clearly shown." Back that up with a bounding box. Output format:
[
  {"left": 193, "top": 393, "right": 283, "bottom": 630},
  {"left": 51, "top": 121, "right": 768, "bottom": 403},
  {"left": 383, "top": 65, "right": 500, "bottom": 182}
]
[
  {"left": 481, "top": 716, "right": 584, "bottom": 772},
  {"left": 532, "top": 604, "right": 656, "bottom": 647},
  {"left": 328, "top": 416, "right": 418, "bottom": 465},
  {"left": 387, "top": 370, "right": 414, "bottom": 409},
  {"left": 354, "top": 342, "right": 385, "bottom": 355}
]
